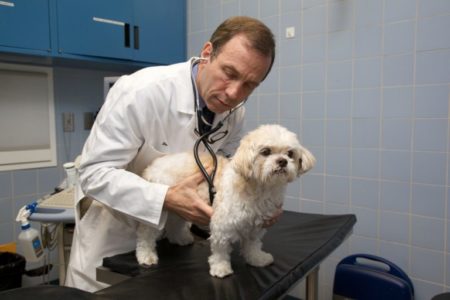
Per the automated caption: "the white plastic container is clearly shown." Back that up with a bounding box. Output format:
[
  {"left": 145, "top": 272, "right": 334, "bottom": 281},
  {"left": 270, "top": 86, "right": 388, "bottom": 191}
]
[
  {"left": 63, "top": 162, "right": 77, "bottom": 188},
  {"left": 18, "top": 222, "right": 44, "bottom": 262}
]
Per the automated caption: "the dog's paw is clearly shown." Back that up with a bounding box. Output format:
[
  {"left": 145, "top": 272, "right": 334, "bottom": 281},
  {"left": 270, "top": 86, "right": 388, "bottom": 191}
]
[
  {"left": 245, "top": 251, "right": 274, "bottom": 267},
  {"left": 209, "top": 261, "right": 233, "bottom": 278},
  {"left": 136, "top": 251, "right": 159, "bottom": 267},
  {"left": 167, "top": 231, "right": 194, "bottom": 246}
]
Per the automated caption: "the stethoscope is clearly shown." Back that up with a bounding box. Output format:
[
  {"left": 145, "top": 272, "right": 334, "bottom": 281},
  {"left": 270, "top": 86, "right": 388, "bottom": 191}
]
[{"left": 190, "top": 57, "right": 246, "bottom": 205}]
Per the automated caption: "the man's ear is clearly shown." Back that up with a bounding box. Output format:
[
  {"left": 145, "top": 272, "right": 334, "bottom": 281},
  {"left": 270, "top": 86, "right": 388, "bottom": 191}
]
[{"left": 200, "top": 41, "right": 213, "bottom": 60}]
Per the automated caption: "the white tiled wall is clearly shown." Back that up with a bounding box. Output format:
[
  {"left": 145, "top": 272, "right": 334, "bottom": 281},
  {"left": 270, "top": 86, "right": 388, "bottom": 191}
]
[{"left": 187, "top": 0, "right": 450, "bottom": 299}]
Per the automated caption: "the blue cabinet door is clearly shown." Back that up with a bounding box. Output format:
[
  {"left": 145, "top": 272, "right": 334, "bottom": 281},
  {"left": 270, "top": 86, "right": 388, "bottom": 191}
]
[
  {"left": 133, "top": 0, "right": 186, "bottom": 64},
  {"left": 0, "top": 0, "right": 51, "bottom": 52},
  {"left": 57, "top": 0, "right": 133, "bottom": 60}
]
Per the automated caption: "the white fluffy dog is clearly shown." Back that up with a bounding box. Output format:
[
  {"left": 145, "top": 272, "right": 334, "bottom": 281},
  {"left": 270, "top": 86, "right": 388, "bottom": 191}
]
[{"left": 136, "top": 124, "right": 315, "bottom": 278}]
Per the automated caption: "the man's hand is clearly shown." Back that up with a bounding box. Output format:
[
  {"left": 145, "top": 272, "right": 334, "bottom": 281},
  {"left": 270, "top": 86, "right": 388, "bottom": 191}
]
[{"left": 163, "top": 170, "right": 213, "bottom": 226}]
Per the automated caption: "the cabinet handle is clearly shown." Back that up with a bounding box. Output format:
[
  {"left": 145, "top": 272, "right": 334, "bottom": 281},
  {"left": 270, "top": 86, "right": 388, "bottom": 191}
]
[
  {"left": 124, "top": 23, "right": 130, "bottom": 48},
  {"left": 134, "top": 26, "right": 140, "bottom": 50},
  {"left": 0, "top": 1, "right": 15, "bottom": 7},
  {"left": 92, "top": 17, "right": 130, "bottom": 49},
  {"left": 92, "top": 17, "right": 125, "bottom": 27}
]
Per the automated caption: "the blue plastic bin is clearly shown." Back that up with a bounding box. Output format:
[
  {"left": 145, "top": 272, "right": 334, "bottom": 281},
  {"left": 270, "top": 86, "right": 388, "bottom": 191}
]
[{"left": 333, "top": 254, "right": 414, "bottom": 300}]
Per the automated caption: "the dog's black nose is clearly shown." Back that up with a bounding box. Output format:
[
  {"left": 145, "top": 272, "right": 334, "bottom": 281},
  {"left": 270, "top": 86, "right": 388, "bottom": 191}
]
[{"left": 277, "top": 158, "right": 287, "bottom": 167}]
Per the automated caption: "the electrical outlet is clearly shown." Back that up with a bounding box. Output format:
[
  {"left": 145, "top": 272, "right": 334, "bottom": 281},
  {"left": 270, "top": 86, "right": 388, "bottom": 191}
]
[
  {"left": 63, "top": 112, "right": 74, "bottom": 132},
  {"left": 285, "top": 26, "right": 295, "bottom": 39},
  {"left": 84, "top": 112, "right": 95, "bottom": 130}
]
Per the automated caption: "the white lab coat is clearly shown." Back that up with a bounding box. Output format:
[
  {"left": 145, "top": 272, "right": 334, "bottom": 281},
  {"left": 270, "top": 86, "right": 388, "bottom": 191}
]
[{"left": 65, "top": 58, "right": 245, "bottom": 292}]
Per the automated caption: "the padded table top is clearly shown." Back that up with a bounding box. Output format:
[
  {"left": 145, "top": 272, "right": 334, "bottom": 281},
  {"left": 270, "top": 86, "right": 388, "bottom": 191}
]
[{"left": 96, "top": 211, "right": 356, "bottom": 300}]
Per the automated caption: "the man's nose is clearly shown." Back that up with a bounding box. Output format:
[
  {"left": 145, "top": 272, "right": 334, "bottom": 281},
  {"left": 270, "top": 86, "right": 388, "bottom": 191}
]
[{"left": 225, "top": 81, "right": 243, "bottom": 100}]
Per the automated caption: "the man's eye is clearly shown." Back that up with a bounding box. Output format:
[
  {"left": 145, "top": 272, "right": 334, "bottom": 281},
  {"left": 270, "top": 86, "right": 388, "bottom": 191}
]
[
  {"left": 260, "top": 148, "right": 271, "bottom": 156},
  {"left": 223, "top": 68, "right": 234, "bottom": 78},
  {"left": 245, "top": 82, "right": 258, "bottom": 90}
]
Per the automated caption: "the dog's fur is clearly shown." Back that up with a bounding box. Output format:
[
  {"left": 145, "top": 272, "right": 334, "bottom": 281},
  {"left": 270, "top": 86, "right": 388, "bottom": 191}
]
[{"left": 136, "top": 124, "right": 315, "bottom": 277}]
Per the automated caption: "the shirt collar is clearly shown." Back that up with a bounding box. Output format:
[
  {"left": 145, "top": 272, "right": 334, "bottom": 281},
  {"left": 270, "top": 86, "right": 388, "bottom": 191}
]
[{"left": 191, "top": 62, "right": 207, "bottom": 109}]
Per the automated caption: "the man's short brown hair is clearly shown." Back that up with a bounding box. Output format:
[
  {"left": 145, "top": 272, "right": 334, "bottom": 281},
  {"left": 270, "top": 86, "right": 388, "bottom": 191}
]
[{"left": 209, "top": 16, "right": 276, "bottom": 80}]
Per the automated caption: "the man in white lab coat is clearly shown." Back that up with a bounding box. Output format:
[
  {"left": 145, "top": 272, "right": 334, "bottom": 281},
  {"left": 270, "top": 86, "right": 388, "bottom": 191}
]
[{"left": 65, "top": 16, "right": 276, "bottom": 292}]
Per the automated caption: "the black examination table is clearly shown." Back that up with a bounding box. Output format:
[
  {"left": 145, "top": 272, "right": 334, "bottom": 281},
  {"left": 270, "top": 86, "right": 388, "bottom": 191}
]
[{"left": 0, "top": 211, "right": 356, "bottom": 300}]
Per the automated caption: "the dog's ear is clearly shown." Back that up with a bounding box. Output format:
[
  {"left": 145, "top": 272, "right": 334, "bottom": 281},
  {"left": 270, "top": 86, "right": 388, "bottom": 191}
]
[
  {"left": 297, "top": 147, "right": 316, "bottom": 175},
  {"left": 231, "top": 139, "right": 255, "bottom": 180}
]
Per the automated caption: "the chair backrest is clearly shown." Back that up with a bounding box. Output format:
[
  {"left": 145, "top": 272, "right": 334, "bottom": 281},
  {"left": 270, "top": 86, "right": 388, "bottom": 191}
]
[{"left": 333, "top": 254, "right": 414, "bottom": 300}]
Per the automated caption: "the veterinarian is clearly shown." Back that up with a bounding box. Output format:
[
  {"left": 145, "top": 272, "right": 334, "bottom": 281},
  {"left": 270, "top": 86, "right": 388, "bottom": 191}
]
[{"left": 66, "top": 16, "right": 276, "bottom": 292}]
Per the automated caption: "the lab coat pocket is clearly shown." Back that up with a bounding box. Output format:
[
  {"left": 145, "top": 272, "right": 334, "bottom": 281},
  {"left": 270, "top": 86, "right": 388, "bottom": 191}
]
[{"left": 77, "top": 198, "right": 102, "bottom": 228}]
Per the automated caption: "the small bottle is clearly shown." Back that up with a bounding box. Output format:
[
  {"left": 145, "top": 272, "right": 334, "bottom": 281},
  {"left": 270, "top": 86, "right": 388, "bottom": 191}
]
[
  {"left": 63, "top": 162, "right": 77, "bottom": 188},
  {"left": 18, "top": 221, "right": 44, "bottom": 262}
]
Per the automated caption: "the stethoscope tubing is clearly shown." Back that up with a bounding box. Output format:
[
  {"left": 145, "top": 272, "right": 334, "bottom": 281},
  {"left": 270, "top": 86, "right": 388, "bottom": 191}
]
[
  {"left": 193, "top": 122, "right": 224, "bottom": 204},
  {"left": 190, "top": 57, "right": 245, "bottom": 205}
]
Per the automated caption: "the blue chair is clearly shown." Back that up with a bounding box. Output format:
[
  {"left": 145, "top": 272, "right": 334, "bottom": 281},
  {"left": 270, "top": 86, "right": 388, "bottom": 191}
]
[{"left": 333, "top": 254, "right": 414, "bottom": 300}]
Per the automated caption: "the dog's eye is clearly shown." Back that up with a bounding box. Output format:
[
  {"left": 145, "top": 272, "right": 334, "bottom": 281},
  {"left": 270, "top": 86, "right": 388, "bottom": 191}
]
[
  {"left": 287, "top": 150, "right": 294, "bottom": 158},
  {"left": 260, "top": 148, "right": 271, "bottom": 156}
]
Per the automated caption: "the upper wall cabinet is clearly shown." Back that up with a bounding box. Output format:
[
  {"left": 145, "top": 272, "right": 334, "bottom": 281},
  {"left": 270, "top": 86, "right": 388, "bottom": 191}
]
[
  {"left": 56, "top": 0, "right": 186, "bottom": 65},
  {"left": 133, "top": 0, "right": 185, "bottom": 65},
  {"left": 0, "top": 0, "right": 186, "bottom": 66},
  {"left": 57, "top": 0, "right": 134, "bottom": 61},
  {"left": 0, "top": 0, "right": 51, "bottom": 53}
]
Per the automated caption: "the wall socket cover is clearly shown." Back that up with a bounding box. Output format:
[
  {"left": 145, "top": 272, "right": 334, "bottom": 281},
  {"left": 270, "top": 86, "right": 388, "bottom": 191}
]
[
  {"left": 84, "top": 112, "right": 95, "bottom": 130},
  {"left": 63, "top": 112, "right": 74, "bottom": 132},
  {"left": 286, "top": 26, "right": 295, "bottom": 39}
]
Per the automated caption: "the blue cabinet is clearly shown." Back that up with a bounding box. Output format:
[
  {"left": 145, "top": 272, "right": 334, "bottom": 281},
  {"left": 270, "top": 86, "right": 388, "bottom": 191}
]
[
  {"left": 133, "top": 0, "right": 186, "bottom": 64},
  {"left": 0, "top": 0, "right": 186, "bottom": 66},
  {"left": 57, "top": 0, "right": 134, "bottom": 60},
  {"left": 56, "top": 0, "right": 186, "bottom": 65},
  {"left": 0, "top": 0, "right": 51, "bottom": 54}
]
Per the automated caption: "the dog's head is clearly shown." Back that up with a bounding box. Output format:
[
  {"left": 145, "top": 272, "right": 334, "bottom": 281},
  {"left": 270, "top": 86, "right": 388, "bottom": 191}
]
[{"left": 231, "top": 125, "right": 315, "bottom": 185}]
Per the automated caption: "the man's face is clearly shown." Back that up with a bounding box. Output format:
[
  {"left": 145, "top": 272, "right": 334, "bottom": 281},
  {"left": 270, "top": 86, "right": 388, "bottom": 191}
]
[{"left": 196, "top": 35, "right": 272, "bottom": 114}]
